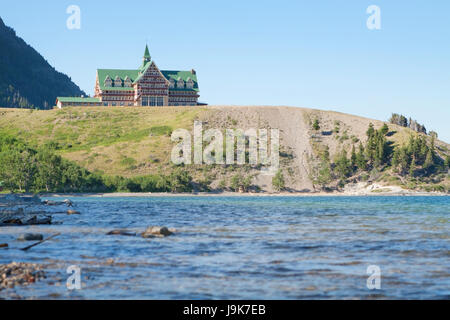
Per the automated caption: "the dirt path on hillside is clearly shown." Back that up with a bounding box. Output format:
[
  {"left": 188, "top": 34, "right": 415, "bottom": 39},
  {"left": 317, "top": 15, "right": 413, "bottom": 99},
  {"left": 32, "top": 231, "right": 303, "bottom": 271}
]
[{"left": 206, "top": 106, "right": 315, "bottom": 191}]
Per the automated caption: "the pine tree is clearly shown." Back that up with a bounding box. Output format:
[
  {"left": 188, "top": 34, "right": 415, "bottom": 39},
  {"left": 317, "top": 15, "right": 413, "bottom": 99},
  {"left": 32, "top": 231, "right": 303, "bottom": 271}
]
[
  {"left": 356, "top": 142, "right": 367, "bottom": 170},
  {"left": 312, "top": 119, "right": 320, "bottom": 131},
  {"left": 272, "top": 169, "right": 285, "bottom": 192},
  {"left": 409, "top": 155, "right": 416, "bottom": 177},
  {"left": 445, "top": 155, "right": 450, "bottom": 169},
  {"left": 424, "top": 149, "right": 434, "bottom": 172},
  {"left": 366, "top": 123, "right": 375, "bottom": 138},
  {"left": 380, "top": 123, "right": 389, "bottom": 135},
  {"left": 334, "top": 149, "right": 351, "bottom": 179},
  {"left": 351, "top": 145, "right": 357, "bottom": 169}
]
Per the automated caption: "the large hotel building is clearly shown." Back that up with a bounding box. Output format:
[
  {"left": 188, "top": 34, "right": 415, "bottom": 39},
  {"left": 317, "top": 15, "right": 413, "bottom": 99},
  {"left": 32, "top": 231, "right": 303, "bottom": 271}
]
[{"left": 56, "top": 45, "right": 200, "bottom": 108}]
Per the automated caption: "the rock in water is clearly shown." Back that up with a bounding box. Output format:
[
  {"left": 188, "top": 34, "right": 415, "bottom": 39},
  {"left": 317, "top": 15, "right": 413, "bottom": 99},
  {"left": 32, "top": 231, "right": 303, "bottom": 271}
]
[
  {"left": 63, "top": 199, "right": 73, "bottom": 207},
  {"left": 106, "top": 229, "right": 136, "bottom": 236},
  {"left": 18, "top": 233, "right": 44, "bottom": 241},
  {"left": 67, "top": 210, "right": 81, "bottom": 215},
  {"left": 25, "top": 216, "right": 52, "bottom": 225},
  {"left": 0, "top": 243, "right": 8, "bottom": 248},
  {"left": 43, "top": 200, "right": 58, "bottom": 206},
  {"left": 0, "top": 262, "right": 45, "bottom": 290},
  {"left": 141, "top": 226, "right": 174, "bottom": 238}
]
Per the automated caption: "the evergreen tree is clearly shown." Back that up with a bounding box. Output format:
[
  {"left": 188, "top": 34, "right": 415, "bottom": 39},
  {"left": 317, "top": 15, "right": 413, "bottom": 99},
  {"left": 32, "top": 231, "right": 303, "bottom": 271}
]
[
  {"left": 380, "top": 123, "right": 389, "bottom": 135},
  {"left": 445, "top": 155, "right": 450, "bottom": 169},
  {"left": 355, "top": 142, "right": 367, "bottom": 170},
  {"left": 312, "top": 119, "right": 320, "bottom": 131},
  {"left": 351, "top": 145, "right": 357, "bottom": 169},
  {"left": 424, "top": 149, "right": 434, "bottom": 172},
  {"left": 409, "top": 155, "right": 416, "bottom": 177},
  {"left": 272, "top": 169, "right": 285, "bottom": 192},
  {"left": 334, "top": 149, "right": 351, "bottom": 179},
  {"left": 366, "top": 123, "right": 375, "bottom": 138}
]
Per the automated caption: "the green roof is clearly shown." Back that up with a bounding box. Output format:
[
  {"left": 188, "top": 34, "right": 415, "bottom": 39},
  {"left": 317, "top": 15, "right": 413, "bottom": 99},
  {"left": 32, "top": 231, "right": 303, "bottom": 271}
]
[
  {"left": 57, "top": 97, "right": 101, "bottom": 103},
  {"left": 97, "top": 69, "right": 140, "bottom": 90},
  {"left": 161, "top": 70, "right": 199, "bottom": 92},
  {"left": 133, "top": 61, "right": 154, "bottom": 84},
  {"left": 96, "top": 50, "right": 199, "bottom": 92}
]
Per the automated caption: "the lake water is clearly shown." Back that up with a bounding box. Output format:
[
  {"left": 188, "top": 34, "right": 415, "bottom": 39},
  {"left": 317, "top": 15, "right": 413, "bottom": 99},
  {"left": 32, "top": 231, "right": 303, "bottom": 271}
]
[{"left": 0, "top": 196, "right": 449, "bottom": 299}]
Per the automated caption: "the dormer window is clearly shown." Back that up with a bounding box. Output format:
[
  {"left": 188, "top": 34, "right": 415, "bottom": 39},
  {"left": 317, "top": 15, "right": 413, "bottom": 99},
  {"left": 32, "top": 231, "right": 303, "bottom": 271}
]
[
  {"left": 177, "top": 79, "right": 184, "bottom": 88},
  {"left": 114, "top": 76, "right": 122, "bottom": 87},
  {"left": 124, "top": 76, "right": 132, "bottom": 87},
  {"left": 186, "top": 78, "right": 194, "bottom": 89},
  {"left": 169, "top": 79, "right": 175, "bottom": 89},
  {"left": 104, "top": 76, "right": 112, "bottom": 87}
]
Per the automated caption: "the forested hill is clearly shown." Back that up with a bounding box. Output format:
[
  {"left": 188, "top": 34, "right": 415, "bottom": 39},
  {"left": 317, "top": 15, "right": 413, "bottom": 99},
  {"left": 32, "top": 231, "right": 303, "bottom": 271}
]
[{"left": 0, "top": 17, "right": 85, "bottom": 109}]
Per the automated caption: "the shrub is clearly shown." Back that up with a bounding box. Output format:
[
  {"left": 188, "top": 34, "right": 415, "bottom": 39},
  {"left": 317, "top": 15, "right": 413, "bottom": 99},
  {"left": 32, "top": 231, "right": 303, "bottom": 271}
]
[{"left": 272, "top": 169, "right": 286, "bottom": 192}]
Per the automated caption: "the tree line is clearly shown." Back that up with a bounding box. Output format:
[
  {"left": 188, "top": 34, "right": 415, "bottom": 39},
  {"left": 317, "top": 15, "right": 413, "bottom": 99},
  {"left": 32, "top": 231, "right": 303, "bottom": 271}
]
[
  {"left": 0, "top": 135, "right": 192, "bottom": 193},
  {"left": 389, "top": 113, "right": 427, "bottom": 135},
  {"left": 311, "top": 122, "right": 449, "bottom": 190}
]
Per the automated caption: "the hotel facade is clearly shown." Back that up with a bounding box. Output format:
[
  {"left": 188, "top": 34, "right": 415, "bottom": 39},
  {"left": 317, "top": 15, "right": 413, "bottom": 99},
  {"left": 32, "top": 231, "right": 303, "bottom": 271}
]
[{"left": 56, "top": 45, "right": 200, "bottom": 108}]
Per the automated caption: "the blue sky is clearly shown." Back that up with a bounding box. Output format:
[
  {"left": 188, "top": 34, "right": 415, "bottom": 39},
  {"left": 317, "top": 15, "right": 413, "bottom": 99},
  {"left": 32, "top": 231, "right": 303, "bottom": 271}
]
[{"left": 1, "top": 0, "right": 449, "bottom": 142}]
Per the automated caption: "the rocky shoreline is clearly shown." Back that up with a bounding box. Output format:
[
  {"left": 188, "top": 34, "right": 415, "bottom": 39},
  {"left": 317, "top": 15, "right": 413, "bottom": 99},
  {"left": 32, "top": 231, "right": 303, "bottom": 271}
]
[
  {"left": 36, "top": 189, "right": 449, "bottom": 198},
  {"left": 0, "top": 194, "right": 178, "bottom": 295},
  {"left": 0, "top": 262, "right": 46, "bottom": 291}
]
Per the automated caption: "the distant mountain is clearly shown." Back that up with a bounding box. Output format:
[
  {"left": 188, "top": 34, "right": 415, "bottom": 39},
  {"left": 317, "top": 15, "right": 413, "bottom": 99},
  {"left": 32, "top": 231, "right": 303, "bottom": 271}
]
[{"left": 0, "top": 17, "right": 85, "bottom": 109}]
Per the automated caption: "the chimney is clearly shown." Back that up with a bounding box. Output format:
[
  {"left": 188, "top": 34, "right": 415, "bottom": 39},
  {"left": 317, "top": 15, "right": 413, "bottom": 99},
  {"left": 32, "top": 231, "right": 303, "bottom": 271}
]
[{"left": 191, "top": 69, "right": 196, "bottom": 75}]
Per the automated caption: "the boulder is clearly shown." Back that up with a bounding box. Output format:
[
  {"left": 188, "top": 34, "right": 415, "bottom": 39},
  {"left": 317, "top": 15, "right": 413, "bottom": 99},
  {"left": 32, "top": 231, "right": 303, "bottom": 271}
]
[
  {"left": 63, "top": 199, "right": 73, "bottom": 207},
  {"left": 0, "top": 243, "right": 8, "bottom": 248},
  {"left": 25, "top": 216, "right": 52, "bottom": 225},
  {"left": 43, "top": 200, "right": 59, "bottom": 206},
  {"left": 141, "top": 226, "right": 174, "bottom": 238},
  {"left": 67, "top": 210, "right": 80, "bottom": 215},
  {"left": 18, "top": 233, "right": 44, "bottom": 241},
  {"left": 106, "top": 229, "right": 136, "bottom": 236}
]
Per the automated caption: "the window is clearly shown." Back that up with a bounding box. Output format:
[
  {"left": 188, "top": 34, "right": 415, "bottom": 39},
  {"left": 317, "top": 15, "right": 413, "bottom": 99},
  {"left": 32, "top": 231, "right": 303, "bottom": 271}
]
[
  {"left": 186, "top": 79, "right": 194, "bottom": 89},
  {"left": 169, "top": 79, "right": 175, "bottom": 88},
  {"left": 114, "top": 76, "right": 122, "bottom": 87},
  {"left": 157, "top": 96, "right": 164, "bottom": 106},
  {"left": 104, "top": 76, "right": 112, "bottom": 87},
  {"left": 124, "top": 76, "right": 132, "bottom": 87},
  {"left": 177, "top": 79, "right": 184, "bottom": 88}
]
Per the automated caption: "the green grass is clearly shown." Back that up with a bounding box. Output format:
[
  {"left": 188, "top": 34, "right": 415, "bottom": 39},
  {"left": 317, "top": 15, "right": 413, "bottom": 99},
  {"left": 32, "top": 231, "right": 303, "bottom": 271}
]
[{"left": 0, "top": 107, "right": 204, "bottom": 177}]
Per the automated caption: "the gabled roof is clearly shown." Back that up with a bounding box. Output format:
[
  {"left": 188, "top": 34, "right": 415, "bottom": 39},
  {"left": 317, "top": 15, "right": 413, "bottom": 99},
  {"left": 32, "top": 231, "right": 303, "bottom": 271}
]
[
  {"left": 161, "top": 70, "right": 199, "bottom": 92},
  {"left": 133, "top": 61, "right": 156, "bottom": 84},
  {"left": 96, "top": 60, "right": 199, "bottom": 92},
  {"left": 97, "top": 69, "right": 139, "bottom": 91}
]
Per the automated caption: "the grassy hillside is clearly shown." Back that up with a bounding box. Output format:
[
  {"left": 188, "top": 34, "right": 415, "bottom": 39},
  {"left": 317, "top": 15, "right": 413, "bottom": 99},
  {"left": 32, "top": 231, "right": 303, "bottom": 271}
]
[
  {"left": 0, "top": 107, "right": 202, "bottom": 177},
  {"left": 0, "top": 106, "right": 448, "bottom": 193}
]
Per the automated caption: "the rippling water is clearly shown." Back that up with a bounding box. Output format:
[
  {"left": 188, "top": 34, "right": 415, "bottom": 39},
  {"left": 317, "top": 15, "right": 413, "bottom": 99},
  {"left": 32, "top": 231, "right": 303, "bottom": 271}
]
[{"left": 0, "top": 196, "right": 449, "bottom": 299}]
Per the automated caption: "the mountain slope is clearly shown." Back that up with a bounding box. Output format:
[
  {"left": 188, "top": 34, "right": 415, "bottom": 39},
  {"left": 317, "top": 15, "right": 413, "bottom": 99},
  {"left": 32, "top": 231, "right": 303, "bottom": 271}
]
[
  {"left": 0, "top": 17, "right": 85, "bottom": 109},
  {"left": 0, "top": 106, "right": 448, "bottom": 193}
]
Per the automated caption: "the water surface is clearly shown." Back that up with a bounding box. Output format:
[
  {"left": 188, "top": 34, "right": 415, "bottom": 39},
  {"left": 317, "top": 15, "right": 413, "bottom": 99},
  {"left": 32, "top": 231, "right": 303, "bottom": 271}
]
[{"left": 0, "top": 196, "right": 449, "bottom": 299}]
